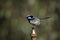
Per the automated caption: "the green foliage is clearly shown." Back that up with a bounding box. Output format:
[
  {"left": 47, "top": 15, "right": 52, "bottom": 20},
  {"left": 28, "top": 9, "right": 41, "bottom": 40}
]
[{"left": 0, "top": 0, "right": 60, "bottom": 40}]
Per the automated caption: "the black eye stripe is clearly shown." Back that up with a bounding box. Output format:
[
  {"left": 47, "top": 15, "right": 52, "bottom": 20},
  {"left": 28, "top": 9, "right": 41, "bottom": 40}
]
[
  {"left": 28, "top": 16, "right": 33, "bottom": 18},
  {"left": 28, "top": 17, "right": 33, "bottom": 19},
  {"left": 26, "top": 15, "right": 35, "bottom": 20}
]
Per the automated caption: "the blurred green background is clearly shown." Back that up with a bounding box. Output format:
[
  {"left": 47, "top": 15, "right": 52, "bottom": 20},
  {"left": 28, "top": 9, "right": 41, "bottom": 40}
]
[{"left": 0, "top": 0, "right": 60, "bottom": 40}]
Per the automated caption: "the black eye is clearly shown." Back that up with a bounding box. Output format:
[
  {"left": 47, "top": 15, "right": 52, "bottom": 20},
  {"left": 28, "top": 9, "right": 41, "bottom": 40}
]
[{"left": 30, "top": 16, "right": 33, "bottom": 18}]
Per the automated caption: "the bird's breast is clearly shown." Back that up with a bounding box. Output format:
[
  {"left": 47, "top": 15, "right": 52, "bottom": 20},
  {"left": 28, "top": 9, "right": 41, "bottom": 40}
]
[{"left": 30, "top": 18, "right": 40, "bottom": 25}]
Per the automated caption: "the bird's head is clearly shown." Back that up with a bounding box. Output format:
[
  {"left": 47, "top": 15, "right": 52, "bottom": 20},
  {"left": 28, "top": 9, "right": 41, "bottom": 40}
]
[{"left": 26, "top": 15, "right": 35, "bottom": 21}]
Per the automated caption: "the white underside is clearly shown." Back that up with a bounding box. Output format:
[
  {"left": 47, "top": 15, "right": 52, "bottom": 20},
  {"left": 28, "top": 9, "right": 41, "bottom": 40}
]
[{"left": 30, "top": 19, "right": 40, "bottom": 25}]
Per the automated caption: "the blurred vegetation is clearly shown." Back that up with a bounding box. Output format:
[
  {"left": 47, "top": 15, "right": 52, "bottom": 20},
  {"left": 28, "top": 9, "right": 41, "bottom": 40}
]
[{"left": 0, "top": 0, "right": 60, "bottom": 40}]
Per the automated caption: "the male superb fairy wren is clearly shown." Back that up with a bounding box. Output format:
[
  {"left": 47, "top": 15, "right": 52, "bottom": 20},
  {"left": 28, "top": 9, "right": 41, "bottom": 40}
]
[
  {"left": 26, "top": 15, "right": 40, "bottom": 26},
  {"left": 26, "top": 15, "right": 50, "bottom": 26}
]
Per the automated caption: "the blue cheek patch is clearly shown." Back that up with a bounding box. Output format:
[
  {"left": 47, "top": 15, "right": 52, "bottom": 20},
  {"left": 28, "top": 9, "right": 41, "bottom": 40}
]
[
  {"left": 26, "top": 15, "right": 35, "bottom": 20},
  {"left": 28, "top": 17, "right": 32, "bottom": 19}
]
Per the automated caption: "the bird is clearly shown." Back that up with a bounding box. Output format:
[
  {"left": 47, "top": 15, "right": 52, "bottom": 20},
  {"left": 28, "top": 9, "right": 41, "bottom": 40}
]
[{"left": 26, "top": 15, "right": 50, "bottom": 26}]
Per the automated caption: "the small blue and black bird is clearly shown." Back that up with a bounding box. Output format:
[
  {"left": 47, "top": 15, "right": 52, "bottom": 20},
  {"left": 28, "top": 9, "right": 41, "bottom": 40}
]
[{"left": 26, "top": 15, "right": 50, "bottom": 26}]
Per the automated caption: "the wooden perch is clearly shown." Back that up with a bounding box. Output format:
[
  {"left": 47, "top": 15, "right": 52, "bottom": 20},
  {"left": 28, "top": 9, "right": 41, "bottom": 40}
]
[{"left": 31, "top": 27, "right": 37, "bottom": 40}]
